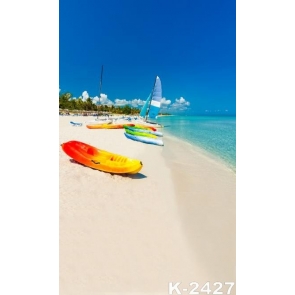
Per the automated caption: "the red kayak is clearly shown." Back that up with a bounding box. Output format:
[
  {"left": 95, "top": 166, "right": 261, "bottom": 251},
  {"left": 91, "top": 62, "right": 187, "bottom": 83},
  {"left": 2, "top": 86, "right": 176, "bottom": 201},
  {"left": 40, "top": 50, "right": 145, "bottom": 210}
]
[{"left": 61, "top": 140, "right": 143, "bottom": 174}]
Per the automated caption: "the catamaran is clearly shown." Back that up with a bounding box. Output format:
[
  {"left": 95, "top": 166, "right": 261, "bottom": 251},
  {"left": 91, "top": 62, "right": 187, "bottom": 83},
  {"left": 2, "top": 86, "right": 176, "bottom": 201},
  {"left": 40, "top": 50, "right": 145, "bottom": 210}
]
[{"left": 138, "top": 76, "right": 163, "bottom": 128}]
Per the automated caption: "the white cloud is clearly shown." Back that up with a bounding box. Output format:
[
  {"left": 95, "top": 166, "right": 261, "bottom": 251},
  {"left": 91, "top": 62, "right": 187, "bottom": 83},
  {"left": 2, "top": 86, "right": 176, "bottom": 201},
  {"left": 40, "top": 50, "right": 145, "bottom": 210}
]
[
  {"left": 171, "top": 97, "right": 190, "bottom": 110},
  {"left": 168, "top": 96, "right": 191, "bottom": 112},
  {"left": 99, "top": 93, "right": 108, "bottom": 104},
  {"left": 160, "top": 97, "right": 171, "bottom": 109},
  {"left": 92, "top": 96, "right": 99, "bottom": 103},
  {"left": 131, "top": 98, "right": 145, "bottom": 107},
  {"left": 113, "top": 98, "right": 145, "bottom": 107},
  {"left": 174, "top": 97, "right": 190, "bottom": 106},
  {"left": 93, "top": 93, "right": 113, "bottom": 105},
  {"left": 114, "top": 99, "right": 129, "bottom": 106},
  {"left": 81, "top": 91, "right": 89, "bottom": 101},
  {"left": 64, "top": 90, "right": 191, "bottom": 114}
]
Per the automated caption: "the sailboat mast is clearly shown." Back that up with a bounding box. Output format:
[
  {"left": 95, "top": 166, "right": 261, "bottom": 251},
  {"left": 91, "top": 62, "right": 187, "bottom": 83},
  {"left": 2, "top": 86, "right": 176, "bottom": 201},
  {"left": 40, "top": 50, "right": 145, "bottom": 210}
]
[
  {"left": 145, "top": 76, "right": 157, "bottom": 121},
  {"left": 97, "top": 65, "right": 104, "bottom": 118},
  {"left": 99, "top": 65, "right": 103, "bottom": 97}
]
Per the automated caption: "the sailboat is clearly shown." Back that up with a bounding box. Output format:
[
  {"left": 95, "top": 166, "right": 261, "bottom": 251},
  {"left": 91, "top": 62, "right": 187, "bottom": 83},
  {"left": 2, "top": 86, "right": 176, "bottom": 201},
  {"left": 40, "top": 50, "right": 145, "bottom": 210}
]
[
  {"left": 138, "top": 76, "right": 163, "bottom": 128},
  {"left": 87, "top": 65, "right": 112, "bottom": 125}
]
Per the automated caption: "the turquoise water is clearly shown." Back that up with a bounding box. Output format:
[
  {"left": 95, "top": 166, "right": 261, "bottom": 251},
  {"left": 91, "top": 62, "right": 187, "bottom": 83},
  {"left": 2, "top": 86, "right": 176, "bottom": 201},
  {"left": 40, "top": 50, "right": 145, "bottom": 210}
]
[{"left": 157, "top": 115, "right": 236, "bottom": 171}]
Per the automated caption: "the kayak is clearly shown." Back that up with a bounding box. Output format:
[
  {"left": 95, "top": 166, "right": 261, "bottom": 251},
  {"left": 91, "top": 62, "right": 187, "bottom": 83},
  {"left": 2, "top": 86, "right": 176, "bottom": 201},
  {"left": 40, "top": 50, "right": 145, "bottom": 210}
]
[
  {"left": 133, "top": 124, "right": 157, "bottom": 131},
  {"left": 61, "top": 140, "right": 143, "bottom": 174},
  {"left": 124, "top": 125, "right": 163, "bottom": 137},
  {"left": 70, "top": 121, "right": 83, "bottom": 127},
  {"left": 134, "top": 121, "right": 163, "bottom": 129},
  {"left": 124, "top": 132, "right": 164, "bottom": 146},
  {"left": 86, "top": 119, "right": 112, "bottom": 125},
  {"left": 124, "top": 128, "right": 158, "bottom": 139},
  {"left": 86, "top": 123, "right": 135, "bottom": 129}
]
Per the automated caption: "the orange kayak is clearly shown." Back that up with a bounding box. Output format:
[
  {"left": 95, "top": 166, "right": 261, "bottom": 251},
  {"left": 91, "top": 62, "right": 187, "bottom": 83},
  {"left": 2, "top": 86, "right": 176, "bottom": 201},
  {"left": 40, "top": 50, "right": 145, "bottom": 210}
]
[
  {"left": 61, "top": 140, "right": 143, "bottom": 174},
  {"left": 86, "top": 123, "right": 135, "bottom": 129}
]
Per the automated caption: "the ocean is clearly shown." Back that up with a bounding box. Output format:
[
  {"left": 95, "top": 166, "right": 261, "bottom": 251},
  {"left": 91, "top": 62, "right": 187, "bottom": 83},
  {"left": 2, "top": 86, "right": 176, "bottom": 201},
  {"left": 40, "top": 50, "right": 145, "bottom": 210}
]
[{"left": 157, "top": 115, "right": 236, "bottom": 172}]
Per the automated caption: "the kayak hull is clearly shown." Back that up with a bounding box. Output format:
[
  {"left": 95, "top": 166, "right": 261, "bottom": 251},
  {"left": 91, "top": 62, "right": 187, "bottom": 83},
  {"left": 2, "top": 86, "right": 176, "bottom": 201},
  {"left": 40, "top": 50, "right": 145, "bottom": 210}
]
[
  {"left": 125, "top": 128, "right": 158, "bottom": 139},
  {"left": 124, "top": 132, "right": 164, "bottom": 146},
  {"left": 86, "top": 123, "right": 135, "bottom": 129},
  {"left": 61, "top": 140, "right": 143, "bottom": 174},
  {"left": 124, "top": 125, "right": 163, "bottom": 137},
  {"left": 70, "top": 121, "right": 83, "bottom": 126},
  {"left": 133, "top": 124, "right": 157, "bottom": 131}
]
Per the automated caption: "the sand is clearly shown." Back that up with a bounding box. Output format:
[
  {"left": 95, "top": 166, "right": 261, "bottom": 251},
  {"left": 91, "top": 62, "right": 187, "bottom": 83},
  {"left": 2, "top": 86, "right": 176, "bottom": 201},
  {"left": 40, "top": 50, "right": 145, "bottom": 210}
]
[{"left": 59, "top": 116, "right": 236, "bottom": 295}]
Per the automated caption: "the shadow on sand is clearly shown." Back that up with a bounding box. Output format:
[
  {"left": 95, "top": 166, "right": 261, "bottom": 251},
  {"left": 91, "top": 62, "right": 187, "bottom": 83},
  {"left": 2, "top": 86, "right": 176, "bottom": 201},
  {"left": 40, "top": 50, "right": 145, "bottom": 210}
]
[{"left": 125, "top": 173, "right": 147, "bottom": 179}]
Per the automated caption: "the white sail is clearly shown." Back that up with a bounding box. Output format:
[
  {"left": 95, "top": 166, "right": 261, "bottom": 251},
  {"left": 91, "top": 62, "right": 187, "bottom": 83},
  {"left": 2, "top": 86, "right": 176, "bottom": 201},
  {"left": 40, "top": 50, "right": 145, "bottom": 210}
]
[{"left": 146, "top": 76, "right": 162, "bottom": 120}]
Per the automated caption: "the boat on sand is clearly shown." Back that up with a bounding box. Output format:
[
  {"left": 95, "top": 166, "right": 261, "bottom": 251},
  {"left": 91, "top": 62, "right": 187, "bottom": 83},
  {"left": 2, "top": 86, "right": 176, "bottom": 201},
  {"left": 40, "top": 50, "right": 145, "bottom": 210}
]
[{"left": 61, "top": 140, "right": 143, "bottom": 174}]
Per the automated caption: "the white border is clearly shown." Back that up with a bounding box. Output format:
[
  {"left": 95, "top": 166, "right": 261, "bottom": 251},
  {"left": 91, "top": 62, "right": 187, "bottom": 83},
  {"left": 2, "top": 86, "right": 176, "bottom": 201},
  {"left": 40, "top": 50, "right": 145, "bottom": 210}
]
[
  {"left": 0, "top": 0, "right": 58, "bottom": 294},
  {"left": 237, "top": 0, "right": 295, "bottom": 294},
  {"left": 1, "top": 0, "right": 295, "bottom": 294}
]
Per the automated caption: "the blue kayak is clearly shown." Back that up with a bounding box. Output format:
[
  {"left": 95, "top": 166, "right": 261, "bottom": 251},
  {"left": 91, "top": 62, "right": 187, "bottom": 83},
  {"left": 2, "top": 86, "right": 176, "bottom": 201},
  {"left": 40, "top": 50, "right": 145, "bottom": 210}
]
[
  {"left": 70, "top": 121, "right": 83, "bottom": 127},
  {"left": 124, "top": 132, "right": 164, "bottom": 146}
]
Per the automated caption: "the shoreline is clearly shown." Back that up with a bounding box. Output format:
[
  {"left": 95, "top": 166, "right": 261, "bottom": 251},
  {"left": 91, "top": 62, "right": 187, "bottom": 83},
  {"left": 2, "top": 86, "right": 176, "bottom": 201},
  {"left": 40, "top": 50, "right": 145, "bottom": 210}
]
[
  {"left": 157, "top": 115, "right": 236, "bottom": 173},
  {"left": 164, "top": 131, "right": 236, "bottom": 173},
  {"left": 59, "top": 116, "right": 236, "bottom": 294},
  {"left": 162, "top": 134, "right": 236, "bottom": 285}
]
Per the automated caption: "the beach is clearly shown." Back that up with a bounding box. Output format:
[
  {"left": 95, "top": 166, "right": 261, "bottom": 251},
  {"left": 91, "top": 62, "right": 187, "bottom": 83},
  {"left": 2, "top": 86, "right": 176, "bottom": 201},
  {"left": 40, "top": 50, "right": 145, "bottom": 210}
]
[{"left": 59, "top": 116, "right": 236, "bottom": 294}]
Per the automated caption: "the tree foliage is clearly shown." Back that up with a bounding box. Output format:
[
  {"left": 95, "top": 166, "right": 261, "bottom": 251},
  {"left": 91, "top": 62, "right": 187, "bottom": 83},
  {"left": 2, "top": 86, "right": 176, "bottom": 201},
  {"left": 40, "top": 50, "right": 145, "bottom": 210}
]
[{"left": 59, "top": 92, "right": 140, "bottom": 115}]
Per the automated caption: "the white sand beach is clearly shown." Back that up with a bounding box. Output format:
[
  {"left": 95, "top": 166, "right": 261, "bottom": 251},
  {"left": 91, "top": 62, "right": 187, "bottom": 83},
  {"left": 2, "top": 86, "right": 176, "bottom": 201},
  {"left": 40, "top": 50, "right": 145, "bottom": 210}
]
[{"left": 59, "top": 116, "right": 236, "bottom": 295}]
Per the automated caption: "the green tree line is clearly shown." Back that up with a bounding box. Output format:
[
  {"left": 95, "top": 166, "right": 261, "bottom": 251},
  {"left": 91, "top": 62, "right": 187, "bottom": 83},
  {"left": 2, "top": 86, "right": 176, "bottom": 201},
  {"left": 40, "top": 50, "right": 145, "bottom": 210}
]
[{"left": 59, "top": 92, "right": 140, "bottom": 115}]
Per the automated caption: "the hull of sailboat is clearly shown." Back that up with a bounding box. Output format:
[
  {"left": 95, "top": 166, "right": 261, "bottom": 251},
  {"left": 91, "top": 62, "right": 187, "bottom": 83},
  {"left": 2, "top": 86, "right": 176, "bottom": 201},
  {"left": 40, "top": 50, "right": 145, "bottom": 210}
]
[
  {"left": 124, "top": 132, "right": 164, "bottom": 146},
  {"left": 134, "top": 120, "right": 163, "bottom": 128},
  {"left": 61, "top": 140, "right": 143, "bottom": 174},
  {"left": 143, "top": 121, "right": 164, "bottom": 128},
  {"left": 133, "top": 124, "right": 158, "bottom": 131}
]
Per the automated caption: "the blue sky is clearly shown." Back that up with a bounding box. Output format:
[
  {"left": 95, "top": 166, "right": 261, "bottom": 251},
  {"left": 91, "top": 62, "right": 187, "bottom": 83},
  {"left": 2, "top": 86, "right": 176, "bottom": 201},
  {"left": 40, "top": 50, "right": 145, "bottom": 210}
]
[{"left": 59, "top": 0, "right": 236, "bottom": 115}]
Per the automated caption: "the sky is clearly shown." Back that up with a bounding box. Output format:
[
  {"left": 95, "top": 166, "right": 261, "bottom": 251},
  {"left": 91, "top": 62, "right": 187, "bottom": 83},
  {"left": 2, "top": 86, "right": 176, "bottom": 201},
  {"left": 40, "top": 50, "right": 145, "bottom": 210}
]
[{"left": 59, "top": 0, "right": 236, "bottom": 115}]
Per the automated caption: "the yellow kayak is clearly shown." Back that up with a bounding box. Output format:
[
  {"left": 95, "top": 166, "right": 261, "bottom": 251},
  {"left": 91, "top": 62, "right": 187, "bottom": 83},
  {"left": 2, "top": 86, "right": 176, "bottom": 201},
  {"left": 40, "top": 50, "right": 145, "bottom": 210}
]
[{"left": 61, "top": 140, "right": 143, "bottom": 174}]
